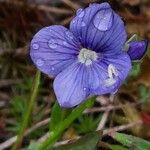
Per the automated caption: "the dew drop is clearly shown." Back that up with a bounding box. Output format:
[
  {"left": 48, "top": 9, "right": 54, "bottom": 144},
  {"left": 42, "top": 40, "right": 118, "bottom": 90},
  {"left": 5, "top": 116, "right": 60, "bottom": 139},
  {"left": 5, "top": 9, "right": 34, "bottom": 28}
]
[
  {"left": 51, "top": 67, "right": 55, "bottom": 71},
  {"left": 76, "top": 8, "right": 85, "bottom": 18},
  {"left": 72, "top": 20, "right": 76, "bottom": 24},
  {"left": 48, "top": 39, "right": 57, "bottom": 49},
  {"left": 65, "top": 31, "right": 73, "bottom": 39},
  {"left": 36, "top": 59, "right": 44, "bottom": 66},
  {"left": 49, "top": 29, "right": 52, "bottom": 32},
  {"left": 76, "top": 8, "right": 82, "bottom": 15},
  {"left": 93, "top": 9, "right": 113, "bottom": 31},
  {"left": 63, "top": 41, "right": 67, "bottom": 45},
  {"left": 83, "top": 87, "right": 87, "bottom": 91},
  {"left": 63, "top": 41, "right": 70, "bottom": 47},
  {"left": 81, "top": 21, "right": 86, "bottom": 27},
  {"left": 32, "top": 43, "right": 39, "bottom": 50}
]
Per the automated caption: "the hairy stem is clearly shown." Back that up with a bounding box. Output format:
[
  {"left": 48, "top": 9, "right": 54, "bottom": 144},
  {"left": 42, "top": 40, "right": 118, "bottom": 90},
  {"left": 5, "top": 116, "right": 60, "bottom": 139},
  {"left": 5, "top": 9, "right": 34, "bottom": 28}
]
[
  {"left": 38, "top": 97, "right": 95, "bottom": 150},
  {"left": 12, "top": 71, "right": 41, "bottom": 150}
]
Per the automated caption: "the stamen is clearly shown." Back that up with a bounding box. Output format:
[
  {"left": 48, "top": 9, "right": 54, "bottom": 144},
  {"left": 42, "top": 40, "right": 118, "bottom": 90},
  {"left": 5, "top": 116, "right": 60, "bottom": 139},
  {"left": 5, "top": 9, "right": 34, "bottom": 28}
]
[
  {"left": 104, "top": 78, "right": 116, "bottom": 87},
  {"left": 108, "top": 64, "right": 118, "bottom": 78},
  {"left": 104, "top": 64, "right": 118, "bottom": 87}
]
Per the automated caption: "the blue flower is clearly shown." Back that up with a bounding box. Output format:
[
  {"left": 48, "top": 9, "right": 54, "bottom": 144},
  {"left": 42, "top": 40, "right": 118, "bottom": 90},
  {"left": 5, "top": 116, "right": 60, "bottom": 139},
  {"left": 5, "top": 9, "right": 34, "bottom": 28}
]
[
  {"left": 127, "top": 40, "right": 148, "bottom": 61},
  {"left": 30, "top": 3, "right": 148, "bottom": 108}
]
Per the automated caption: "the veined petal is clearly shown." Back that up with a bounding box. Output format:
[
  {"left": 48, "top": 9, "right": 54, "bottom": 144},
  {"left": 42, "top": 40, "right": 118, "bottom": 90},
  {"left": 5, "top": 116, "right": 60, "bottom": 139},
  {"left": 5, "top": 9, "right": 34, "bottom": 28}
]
[
  {"left": 53, "top": 62, "right": 89, "bottom": 108},
  {"left": 54, "top": 53, "right": 131, "bottom": 108},
  {"left": 91, "top": 53, "right": 132, "bottom": 95},
  {"left": 70, "top": 2, "right": 127, "bottom": 54},
  {"left": 30, "top": 25, "right": 81, "bottom": 77},
  {"left": 127, "top": 40, "right": 148, "bottom": 60}
]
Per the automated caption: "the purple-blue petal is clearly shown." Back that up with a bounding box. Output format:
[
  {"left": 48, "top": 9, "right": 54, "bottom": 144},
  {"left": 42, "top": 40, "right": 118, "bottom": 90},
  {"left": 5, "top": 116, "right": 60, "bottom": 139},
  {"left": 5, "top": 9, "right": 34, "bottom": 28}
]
[
  {"left": 53, "top": 62, "right": 90, "bottom": 108},
  {"left": 127, "top": 40, "right": 148, "bottom": 60},
  {"left": 92, "top": 53, "right": 132, "bottom": 95},
  {"left": 53, "top": 52, "right": 131, "bottom": 108},
  {"left": 70, "top": 2, "right": 127, "bottom": 54},
  {"left": 30, "top": 25, "right": 81, "bottom": 77}
]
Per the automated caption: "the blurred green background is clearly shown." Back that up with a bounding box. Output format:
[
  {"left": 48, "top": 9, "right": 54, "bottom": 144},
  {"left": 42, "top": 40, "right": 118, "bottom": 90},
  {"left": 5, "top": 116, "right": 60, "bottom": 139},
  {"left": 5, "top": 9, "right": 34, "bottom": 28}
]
[{"left": 0, "top": 0, "right": 150, "bottom": 149}]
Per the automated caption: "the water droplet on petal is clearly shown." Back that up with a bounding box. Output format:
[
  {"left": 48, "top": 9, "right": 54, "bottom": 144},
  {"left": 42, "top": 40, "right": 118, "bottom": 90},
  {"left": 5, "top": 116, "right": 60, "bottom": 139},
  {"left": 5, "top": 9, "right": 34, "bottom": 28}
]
[
  {"left": 32, "top": 43, "right": 39, "bottom": 50},
  {"left": 76, "top": 8, "right": 82, "bottom": 14},
  {"left": 77, "top": 8, "right": 85, "bottom": 18},
  {"left": 83, "top": 87, "right": 87, "bottom": 91},
  {"left": 63, "top": 41, "right": 67, "bottom": 45},
  {"left": 63, "top": 41, "right": 70, "bottom": 47},
  {"left": 93, "top": 9, "right": 113, "bottom": 31},
  {"left": 72, "top": 20, "right": 76, "bottom": 24},
  {"left": 81, "top": 21, "right": 86, "bottom": 27},
  {"left": 48, "top": 39, "right": 57, "bottom": 49},
  {"left": 36, "top": 59, "right": 44, "bottom": 66},
  {"left": 65, "top": 31, "right": 74, "bottom": 39},
  {"left": 51, "top": 67, "right": 55, "bottom": 71}
]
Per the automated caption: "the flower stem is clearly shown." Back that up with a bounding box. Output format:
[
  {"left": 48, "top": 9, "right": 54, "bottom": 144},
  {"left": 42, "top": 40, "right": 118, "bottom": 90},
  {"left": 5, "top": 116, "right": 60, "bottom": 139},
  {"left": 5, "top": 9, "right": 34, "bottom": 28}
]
[
  {"left": 38, "top": 97, "right": 95, "bottom": 150},
  {"left": 12, "top": 71, "right": 41, "bottom": 150}
]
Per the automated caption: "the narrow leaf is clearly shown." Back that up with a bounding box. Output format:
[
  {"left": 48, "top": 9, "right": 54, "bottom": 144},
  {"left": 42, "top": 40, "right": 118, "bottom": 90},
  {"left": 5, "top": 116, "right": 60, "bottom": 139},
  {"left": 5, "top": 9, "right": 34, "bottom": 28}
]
[
  {"left": 50, "top": 102, "right": 62, "bottom": 131},
  {"left": 111, "top": 132, "right": 150, "bottom": 150},
  {"left": 108, "top": 144, "right": 128, "bottom": 150}
]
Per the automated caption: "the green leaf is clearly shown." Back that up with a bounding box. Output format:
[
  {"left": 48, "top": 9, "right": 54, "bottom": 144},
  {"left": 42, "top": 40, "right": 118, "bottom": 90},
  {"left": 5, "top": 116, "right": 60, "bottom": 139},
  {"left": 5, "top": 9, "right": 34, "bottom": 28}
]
[
  {"left": 74, "top": 114, "right": 101, "bottom": 134},
  {"left": 49, "top": 102, "right": 62, "bottom": 131},
  {"left": 129, "top": 63, "right": 141, "bottom": 77},
  {"left": 112, "top": 132, "right": 150, "bottom": 150},
  {"left": 50, "top": 131, "right": 101, "bottom": 150},
  {"left": 108, "top": 144, "right": 128, "bottom": 150},
  {"left": 139, "top": 85, "right": 150, "bottom": 102}
]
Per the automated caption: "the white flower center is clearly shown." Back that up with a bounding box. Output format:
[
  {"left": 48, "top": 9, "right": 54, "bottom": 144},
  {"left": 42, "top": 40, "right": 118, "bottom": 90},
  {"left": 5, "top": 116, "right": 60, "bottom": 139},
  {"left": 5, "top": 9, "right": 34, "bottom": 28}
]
[{"left": 78, "top": 48, "right": 98, "bottom": 66}]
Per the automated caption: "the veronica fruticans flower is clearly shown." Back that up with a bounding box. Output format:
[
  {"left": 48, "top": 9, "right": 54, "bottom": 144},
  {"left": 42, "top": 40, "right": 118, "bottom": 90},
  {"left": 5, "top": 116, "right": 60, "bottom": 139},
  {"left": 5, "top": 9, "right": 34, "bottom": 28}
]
[{"left": 30, "top": 3, "right": 148, "bottom": 108}]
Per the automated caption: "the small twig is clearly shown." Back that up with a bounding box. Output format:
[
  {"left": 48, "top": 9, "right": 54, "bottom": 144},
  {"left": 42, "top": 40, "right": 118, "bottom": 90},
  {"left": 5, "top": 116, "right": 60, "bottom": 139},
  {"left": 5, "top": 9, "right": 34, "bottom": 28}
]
[
  {"left": 60, "top": 16, "right": 74, "bottom": 26},
  {"left": 0, "top": 79, "right": 21, "bottom": 88},
  {"left": 38, "top": 133, "right": 49, "bottom": 143},
  {"left": 0, "top": 118, "right": 50, "bottom": 150},
  {"left": 84, "top": 104, "right": 124, "bottom": 113},
  {"left": 26, "top": 118, "right": 50, "bottom": 135},
  {"left": 35, "top": 5, "right": 72, "bottom": 15},
  {"left": 0, "top": 0, "right": 72, "bottom": 15},
  {"left": 61, "top": 0, "right": 80, "bottom": 10},
  {"left": 96, "top": 110, "right": 110, "bottom": 130},
  {"left": 47, "top": 121, "right": 143, "bottom": 148},
  {"left": 103, "top": 120, "right": 143, "bottom": 135},
  {"left": 85, "top": 100, "right": 144, "bottom": 114}
]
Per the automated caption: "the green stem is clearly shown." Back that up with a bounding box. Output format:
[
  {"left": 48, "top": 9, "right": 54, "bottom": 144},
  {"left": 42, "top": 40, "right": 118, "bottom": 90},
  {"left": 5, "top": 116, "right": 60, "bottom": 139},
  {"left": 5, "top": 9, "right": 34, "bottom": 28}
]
[
  {"left": 12, "top": 71, "right": 41, "bottom": 150},
  {"left": 38, "top": 96, "right": 95, "bottom": 150},
  {"left": 126, "top": 34, "right": 138, "bottom": 43}
]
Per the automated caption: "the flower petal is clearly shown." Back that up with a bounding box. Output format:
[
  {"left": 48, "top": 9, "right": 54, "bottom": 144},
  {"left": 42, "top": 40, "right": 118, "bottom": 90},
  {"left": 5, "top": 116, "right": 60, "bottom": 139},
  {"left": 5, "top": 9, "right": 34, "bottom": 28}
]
[
  {"left": 127, "top": 40, "right": 148, "bottom": 60},
  {"left": 53, "top": 62, "right": 89, "bottom": 108},
  {"left": 70, "top": 2, "right": 127, "bottom": 54},
  {"left": 30, "top": 25, "right": 81, "bottom": 77},
  {"left": 91, "top": 53, "right": 132, "bottom": 95}
]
